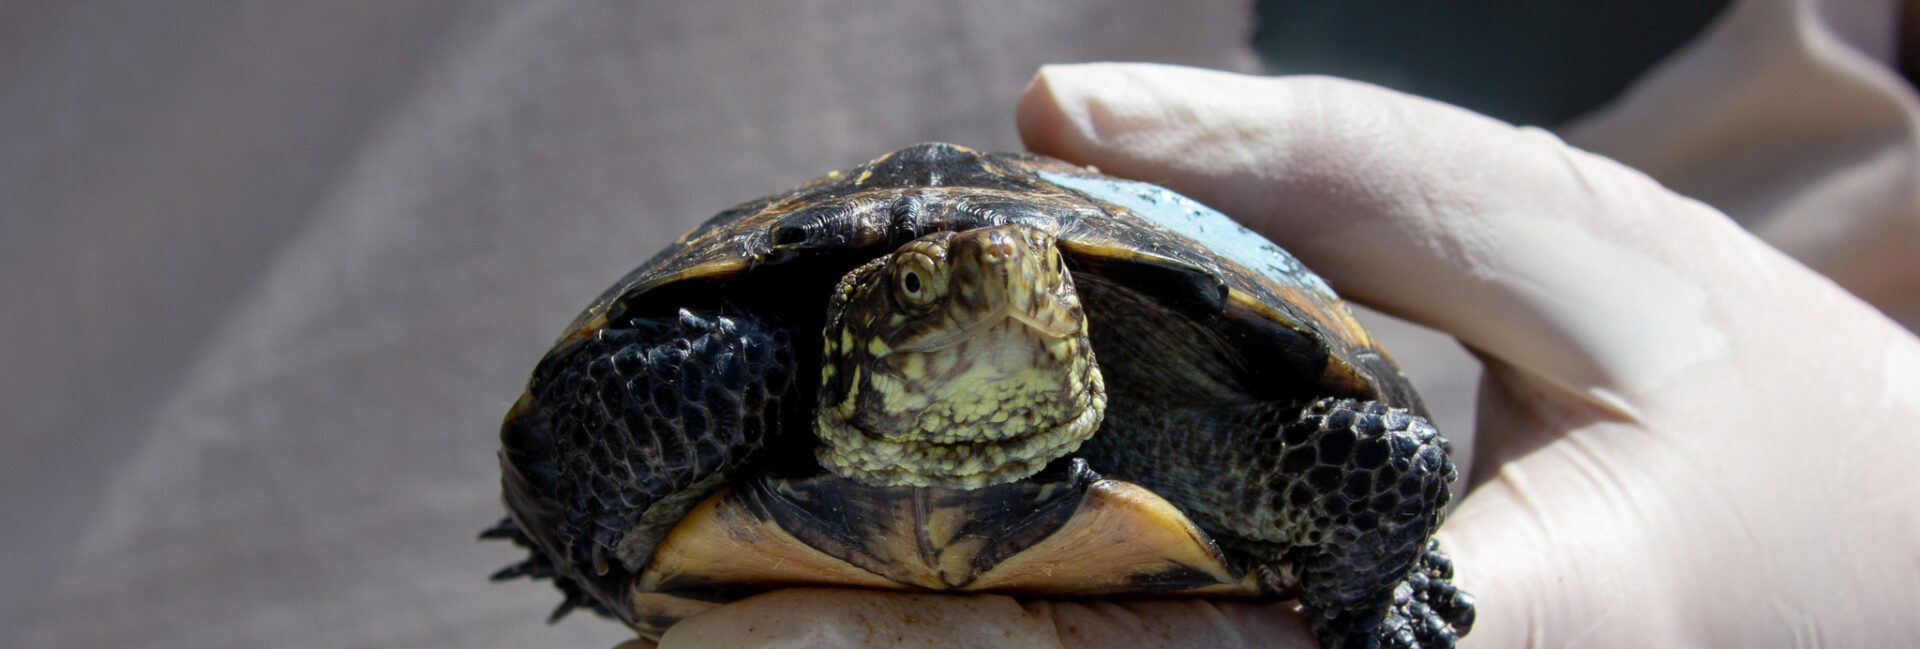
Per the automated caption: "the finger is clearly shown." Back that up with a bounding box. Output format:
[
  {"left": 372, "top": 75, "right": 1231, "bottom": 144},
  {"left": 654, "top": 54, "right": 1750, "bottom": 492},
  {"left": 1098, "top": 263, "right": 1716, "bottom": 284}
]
[
  {"left": 1016, "top": 63, "right": 1920, "bottom": 648},
  {"left": 1017, "top": 63, "right": 1798, "bottom": 413},
  {"left": 657, "top": 588, "right": 1316, "bottom": 649},
  {"left": 659, "top": 589, "right": 1064, "bottom": 649},
  {"left": 1035, "top": 599, "right": 1313, "bottom": 649}
]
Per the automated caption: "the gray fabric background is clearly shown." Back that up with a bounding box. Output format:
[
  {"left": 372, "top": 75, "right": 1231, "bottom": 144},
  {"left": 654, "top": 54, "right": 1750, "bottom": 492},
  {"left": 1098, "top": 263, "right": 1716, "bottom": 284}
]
[{"left": 1, "top": 3, "right": 1484, "bottom": 648}]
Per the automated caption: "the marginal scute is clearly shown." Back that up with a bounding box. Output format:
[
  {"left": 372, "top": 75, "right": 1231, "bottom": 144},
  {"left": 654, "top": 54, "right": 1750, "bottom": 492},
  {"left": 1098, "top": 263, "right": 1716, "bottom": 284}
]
[{"left": 1055, "top": 237, "right": 1228, "bottom": 320}]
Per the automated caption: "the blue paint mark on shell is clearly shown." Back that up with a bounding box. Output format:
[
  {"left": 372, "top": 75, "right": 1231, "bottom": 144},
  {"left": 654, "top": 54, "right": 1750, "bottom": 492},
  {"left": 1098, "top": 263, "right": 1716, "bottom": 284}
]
[{"left": 1038, "top": 170, "right": 1337, "bottom": 300}]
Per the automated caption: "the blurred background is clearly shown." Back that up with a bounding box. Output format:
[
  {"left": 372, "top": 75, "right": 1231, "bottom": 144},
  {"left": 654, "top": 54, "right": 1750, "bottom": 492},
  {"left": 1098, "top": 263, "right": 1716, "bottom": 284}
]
[{"left": 5, "top": 2, "right": 1913, "bottom": 648}]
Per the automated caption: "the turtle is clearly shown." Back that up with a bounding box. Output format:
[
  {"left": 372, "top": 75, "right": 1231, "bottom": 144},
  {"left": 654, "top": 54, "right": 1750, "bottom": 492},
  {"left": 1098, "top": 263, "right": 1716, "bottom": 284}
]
[{"left": 484, "top": 143, "right": 1474, "bottom": 649}]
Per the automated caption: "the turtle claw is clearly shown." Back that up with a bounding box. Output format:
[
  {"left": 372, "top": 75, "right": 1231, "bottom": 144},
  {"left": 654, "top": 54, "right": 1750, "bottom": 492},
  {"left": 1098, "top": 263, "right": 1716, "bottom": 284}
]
[
  {"left": 482, "top": 517, "right": 615, "bottom": 622},
  {"left": 547, "top": 590, "right": 590, "bottom": 625},
  {"left": 1389, "top": 548, "right": 1474, "bottom": 649},
  {"left": 490, "top": 556, "right": 553, "bottom": 582},
  {"left": 482, "top": 517, "right": 551, "bottom": 582},
  {"left": 482, "top": 517, "right": 548, "bottom": 582},
  {"left": 479, "top": 517, "right": 525, "bottom": 541}
]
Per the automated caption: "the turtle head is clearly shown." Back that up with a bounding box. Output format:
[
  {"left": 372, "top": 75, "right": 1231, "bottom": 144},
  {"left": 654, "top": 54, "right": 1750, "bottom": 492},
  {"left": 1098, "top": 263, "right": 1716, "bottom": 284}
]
[{"left": 814, "top": 224, "right": 1106, "bottom": 488}]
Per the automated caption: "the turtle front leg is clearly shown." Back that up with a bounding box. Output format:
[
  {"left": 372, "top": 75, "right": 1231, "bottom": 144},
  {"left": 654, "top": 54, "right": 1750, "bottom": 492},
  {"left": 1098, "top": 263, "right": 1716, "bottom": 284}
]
[
  {"left": 1271, "top": 398, "right": 1473, "bottom": 649},
  {"left": 1084, "top": 396, "right": 1473, "bottom": 648},
  {"left": 489, "top": 308, "right": 795, "bottom": 625}
]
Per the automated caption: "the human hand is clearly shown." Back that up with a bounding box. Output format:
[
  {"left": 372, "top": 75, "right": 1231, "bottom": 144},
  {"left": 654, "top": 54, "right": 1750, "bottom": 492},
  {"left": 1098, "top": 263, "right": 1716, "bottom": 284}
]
[{"left": 645, "top": 63, "right": 1920, "bottom": 648}]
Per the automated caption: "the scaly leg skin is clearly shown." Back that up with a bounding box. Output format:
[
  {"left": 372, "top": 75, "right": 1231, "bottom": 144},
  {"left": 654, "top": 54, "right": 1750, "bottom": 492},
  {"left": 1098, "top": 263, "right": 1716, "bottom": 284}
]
[
  {"left": 1084, "top": 397, "right": 1474, "bottom": 649},
  {"left": 487, "top": 308, "right": 794, "bottom": 624},
  {"left": 1270, "top": 399, "right": 1473, "bottom": 649}
]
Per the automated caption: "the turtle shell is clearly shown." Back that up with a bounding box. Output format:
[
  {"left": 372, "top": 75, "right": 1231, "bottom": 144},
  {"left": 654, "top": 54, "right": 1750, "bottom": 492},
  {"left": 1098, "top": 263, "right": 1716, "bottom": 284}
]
[
  {"left": 492, "top": 143, "right": 1442, "bottom": 641},
  {"left": 557, "top": 143, "right": 1416, "bottom": 411}
]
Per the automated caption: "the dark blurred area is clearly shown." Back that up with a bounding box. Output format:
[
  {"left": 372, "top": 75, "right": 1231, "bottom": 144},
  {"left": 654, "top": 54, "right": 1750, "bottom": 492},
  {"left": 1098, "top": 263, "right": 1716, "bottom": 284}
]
[{"left": 1252, "top": 0, "right": 1732, "bottom": 126}]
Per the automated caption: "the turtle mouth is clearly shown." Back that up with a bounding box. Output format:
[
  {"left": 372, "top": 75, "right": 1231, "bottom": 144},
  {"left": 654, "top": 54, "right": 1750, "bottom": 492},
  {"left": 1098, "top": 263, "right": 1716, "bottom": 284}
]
[{"left": 891, "top": 306, "right": 1079, "bottom": 354}]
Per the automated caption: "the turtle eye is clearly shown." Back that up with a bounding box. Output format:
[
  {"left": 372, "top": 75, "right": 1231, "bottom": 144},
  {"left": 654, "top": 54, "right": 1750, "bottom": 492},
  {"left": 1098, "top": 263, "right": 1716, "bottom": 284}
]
[{"left": 893, "top": 252, "right": 939, "bottom": 306}]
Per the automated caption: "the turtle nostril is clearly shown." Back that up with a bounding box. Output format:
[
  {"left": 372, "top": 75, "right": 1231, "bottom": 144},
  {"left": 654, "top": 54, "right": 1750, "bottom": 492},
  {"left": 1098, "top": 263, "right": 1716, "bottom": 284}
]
[{"left": 979, "top": 236, "right": 1014, "bottom": 264}]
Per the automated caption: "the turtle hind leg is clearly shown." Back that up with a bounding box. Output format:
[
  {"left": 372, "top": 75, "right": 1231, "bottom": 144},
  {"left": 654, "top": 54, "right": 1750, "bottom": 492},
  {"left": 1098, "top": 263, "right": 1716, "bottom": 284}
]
[
  {"left": 1278, "top": 398, "right": 1471, "bottom": 649},
  {"left": 494, "top": 308, "right": 795, "bottom": 624}
]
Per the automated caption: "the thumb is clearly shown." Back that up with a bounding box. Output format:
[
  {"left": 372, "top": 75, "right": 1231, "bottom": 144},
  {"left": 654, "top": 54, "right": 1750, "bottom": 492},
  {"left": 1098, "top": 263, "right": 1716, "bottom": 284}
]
[{"left": 1017, "top": 62, "right": 1920, "bottom": 648}]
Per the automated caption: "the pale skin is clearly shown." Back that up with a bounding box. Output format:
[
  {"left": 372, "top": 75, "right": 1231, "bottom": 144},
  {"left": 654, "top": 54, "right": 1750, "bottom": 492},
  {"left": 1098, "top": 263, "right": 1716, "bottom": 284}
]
[{"left": 628, "top": 63, "right": 1920, "bottom": 648}]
